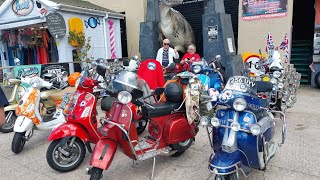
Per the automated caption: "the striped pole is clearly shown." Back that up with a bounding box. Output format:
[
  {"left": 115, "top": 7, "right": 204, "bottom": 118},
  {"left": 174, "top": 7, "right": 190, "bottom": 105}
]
[{"left": 108, "top": 20, "right": 117, "bottom": 59}]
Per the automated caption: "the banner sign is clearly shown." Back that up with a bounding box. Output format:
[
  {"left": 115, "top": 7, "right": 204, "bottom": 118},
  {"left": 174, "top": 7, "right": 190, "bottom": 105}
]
[
  {"left": 242, "top": 0, "right": 288, "bottom": 21},
  {"left": 41, "top": 63, "right": 70, "bottom": 82},
  {"left": 14, "top": 65, "right": 42, "bottom": 79}
]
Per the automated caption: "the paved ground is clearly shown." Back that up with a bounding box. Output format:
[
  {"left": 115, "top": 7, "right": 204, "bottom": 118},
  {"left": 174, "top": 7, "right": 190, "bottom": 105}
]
[{"left": 0, "top": 85, "right": 320, "bottom": 180}]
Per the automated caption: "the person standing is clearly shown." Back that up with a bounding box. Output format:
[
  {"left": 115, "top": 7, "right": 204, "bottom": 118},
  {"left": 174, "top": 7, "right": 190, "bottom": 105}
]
[
  {"left": 0, "top": 86, "right": 9, "bottom": 126},
  {"left": 156, "top": 39, "right": 179, "bottom": 67}
]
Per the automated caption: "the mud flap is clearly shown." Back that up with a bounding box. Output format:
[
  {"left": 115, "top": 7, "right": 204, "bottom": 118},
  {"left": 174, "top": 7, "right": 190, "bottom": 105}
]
[{"left": 90, "top": 139, "right": 117, "bottom": 170}]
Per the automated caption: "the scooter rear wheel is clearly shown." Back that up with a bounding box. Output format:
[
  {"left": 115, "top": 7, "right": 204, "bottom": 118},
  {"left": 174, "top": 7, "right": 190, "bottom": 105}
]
[
  {"left": 171, "top": 138, "right": 194, "bottom": 157},
  {"left": 46, "top": 138, "right": 86, "bottom": 172},
  {"left": 90, "top": 167, "right": 103, "bottom": 180},
  {"left": 11, "top": 132, "right": 26, "bottom": 154},
  {"left": 0, "top": 111, "right": 16, "bottom": 133}
]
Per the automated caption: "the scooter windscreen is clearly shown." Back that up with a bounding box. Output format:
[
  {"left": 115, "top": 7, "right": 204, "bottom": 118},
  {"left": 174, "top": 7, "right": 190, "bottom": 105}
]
[{"left": 113, "top": 71, "right": 144, "bottom": 99}]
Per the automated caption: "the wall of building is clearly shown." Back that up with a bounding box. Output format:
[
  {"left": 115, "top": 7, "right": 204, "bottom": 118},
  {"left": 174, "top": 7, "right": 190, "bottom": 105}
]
[
  {"left": 57, "top": 11, "right": 122, "bottom": 72},
  {"left": 238, "top": 0, "right": 294, "bottom": 56},
  {"left": 89, "top": 0, "right": 146, "bottom": 57}
]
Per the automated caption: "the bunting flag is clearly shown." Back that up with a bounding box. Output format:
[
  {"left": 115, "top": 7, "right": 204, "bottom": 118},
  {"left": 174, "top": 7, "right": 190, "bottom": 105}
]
[
  {"left": 265, "top": 32, "right": 274, "bottom": 53},
  {"left": 279, "top": 34, "right": 289, "bottom": 63}
]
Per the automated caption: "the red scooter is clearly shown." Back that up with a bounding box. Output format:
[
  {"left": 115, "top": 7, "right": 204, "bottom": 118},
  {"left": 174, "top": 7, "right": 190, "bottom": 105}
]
[
  {"left": 87, "top": 66, "right": 199, "bottom": 180},
  {"left": 46, "top": 71, "right": 104, "bottom": 172}
]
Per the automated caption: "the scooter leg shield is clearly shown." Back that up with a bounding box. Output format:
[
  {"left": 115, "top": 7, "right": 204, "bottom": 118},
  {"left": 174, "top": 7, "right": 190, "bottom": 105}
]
[
  {"left": 90, "top": 139, "right": 117, "bottom": 170},
  {"left": 14, "top": 116, "right": 34, "bottom": 133},
  {"left": 208, "top": 149, "right": 250, "bottom": 175}
]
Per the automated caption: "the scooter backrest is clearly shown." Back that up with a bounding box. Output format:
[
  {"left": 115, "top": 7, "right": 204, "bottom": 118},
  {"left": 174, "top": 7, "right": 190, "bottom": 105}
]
[
  {"left": 97, "top": 65, "right": 107, "bottom": 76},
  {"left": 255, "top": 81, "right": 273, "bottom": 93}
]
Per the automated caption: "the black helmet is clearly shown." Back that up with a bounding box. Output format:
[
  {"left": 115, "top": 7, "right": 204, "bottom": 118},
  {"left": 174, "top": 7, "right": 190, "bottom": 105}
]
[{"left": 164, "top": 82, "right": 183, "bottom": 103}]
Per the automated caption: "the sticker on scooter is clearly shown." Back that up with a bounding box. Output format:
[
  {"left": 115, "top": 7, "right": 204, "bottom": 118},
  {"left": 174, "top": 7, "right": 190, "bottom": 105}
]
[{"left": 80, "top": 100, "right": 87, "bottom": 107}]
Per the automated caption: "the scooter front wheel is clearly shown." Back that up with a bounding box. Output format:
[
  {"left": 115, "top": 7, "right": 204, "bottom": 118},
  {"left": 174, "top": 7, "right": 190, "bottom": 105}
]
[
  {"left": 11, "top": 132, "right": 26, "bottom": 154},
  {"left": 46, "top": 138, "right": 86, "bottom": 172},
  {"left": 215, "top": 173, "right": 237, "bottom": 180},
  {"left": 0, "top": 111, "right": 17, "bottom": 133},
  {"left": 90, "top": 167, "right": 103, "bottom": 180}
]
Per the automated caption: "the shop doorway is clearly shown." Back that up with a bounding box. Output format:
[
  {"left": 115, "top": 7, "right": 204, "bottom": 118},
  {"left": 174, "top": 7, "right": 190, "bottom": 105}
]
[
  {"left": 120, "top": 12, "right": 128, "bottom": 58},
  {"left": 291, "top": 0, "right": 315, "bottom": 84}
]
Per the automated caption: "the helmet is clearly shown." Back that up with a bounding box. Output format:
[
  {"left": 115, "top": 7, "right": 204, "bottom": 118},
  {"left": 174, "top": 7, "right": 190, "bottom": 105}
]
[
  {"left": 164, "top": 82, "right": 183, "bottom": 103},
  {"left": 68, "top": 72, "right": 81, "bottom": 87}
]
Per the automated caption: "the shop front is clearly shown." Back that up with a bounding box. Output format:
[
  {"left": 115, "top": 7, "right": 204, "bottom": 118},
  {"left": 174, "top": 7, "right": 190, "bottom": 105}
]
[{"left": 0, "top": 0, "right": 124, "bottom": 80}]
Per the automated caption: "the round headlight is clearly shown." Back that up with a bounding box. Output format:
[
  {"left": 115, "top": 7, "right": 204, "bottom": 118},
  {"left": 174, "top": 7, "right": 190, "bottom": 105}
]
[
  {"left": 211, "top": 117, "right": 220, "bottom": 127},
  {"left": 118, "top": 91, "right": 132, "bottom": 104},
  {"left": 278, "top": 83, "right": 284, "bottom": 89},
  {"left": 233, "top": 98, "right": 247, "bottom": 111},
  {"left": 250, "top": 124, "right": 261, "bottom": 136},
  {"left": 201, "top": 116, "right": 210, "bottom": 126},
  {"left": 230, "top": 122, "right": 240, "bottom": 132},
  {"left": 193, "top": 65, "right": 201, "bottom": 74},
  {"left": 270, "top": 78, "right": 277, "bottom": 84},
  {"left": 273, "top": 71, "right": 281, "bottom": 78},
  {"left": 30, "top": 77, "right": 41, "bottom": 89}
]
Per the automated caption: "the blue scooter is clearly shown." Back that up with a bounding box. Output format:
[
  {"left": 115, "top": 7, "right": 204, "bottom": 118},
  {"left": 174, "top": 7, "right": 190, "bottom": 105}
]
[
  {"left": 190, "top": 58, "right": 225, "bottom": 92},
  {"left": 201, "top": 76, "right": 286, "bottom": 180}
]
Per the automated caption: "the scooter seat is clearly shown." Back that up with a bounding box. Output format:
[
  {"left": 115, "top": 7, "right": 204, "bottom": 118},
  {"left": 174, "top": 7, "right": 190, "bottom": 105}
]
[
  {"left": 142, "top": 102, "right": 182, "bottom": 118},
  {"left": 9, "top": 79, "right": 21, "bottom": 85},
  {"left": 48, "top": 87, "right": 76, "bottom": 101}
]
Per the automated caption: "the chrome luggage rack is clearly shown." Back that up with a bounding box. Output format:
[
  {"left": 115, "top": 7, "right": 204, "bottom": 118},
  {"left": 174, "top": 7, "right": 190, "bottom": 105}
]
[{"left": 60, "top": 92, "right": 83, "bottom": 116}]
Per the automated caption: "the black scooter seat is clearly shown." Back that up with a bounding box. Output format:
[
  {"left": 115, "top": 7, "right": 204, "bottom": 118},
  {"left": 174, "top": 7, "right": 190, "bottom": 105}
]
[{"left": 142, "top": 102, "right": 182, "bottom": 118}]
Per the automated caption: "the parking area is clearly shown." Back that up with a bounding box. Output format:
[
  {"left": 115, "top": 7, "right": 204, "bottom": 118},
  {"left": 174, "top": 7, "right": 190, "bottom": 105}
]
[{"left": 1, "top": 85, "right": 320, "bottom": 180}]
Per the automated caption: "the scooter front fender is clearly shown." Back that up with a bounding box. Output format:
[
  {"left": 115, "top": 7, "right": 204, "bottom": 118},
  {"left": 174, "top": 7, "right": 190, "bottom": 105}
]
[
  {"left": 208, "top": 149, "right": 249, "bottom": 175},
  {"left": 4, "top": 104, "right": 18, "bottom": 112},
  {"left": 14, "top": 116, "right": 34, "bottom": 133},
  {"left": 90, "top": 139, "right": 117, "bottom": 170},
  {"left": 48, "top": 122, "right": 90, "bottom": 142}
]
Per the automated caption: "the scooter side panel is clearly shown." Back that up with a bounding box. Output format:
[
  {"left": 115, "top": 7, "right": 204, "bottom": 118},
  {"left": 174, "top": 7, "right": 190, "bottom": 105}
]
[
  {"left": 163, "top": 115, "right": 197, "bottom": 145},
  {"left": 14, "top": 116, "right": 34, "bottom": 132},
  {"left": 48, "top": 122, "right": 90, "bottom": 142},
  {"left": 90, "top": 139, "right": 117, "bottom": 170}
]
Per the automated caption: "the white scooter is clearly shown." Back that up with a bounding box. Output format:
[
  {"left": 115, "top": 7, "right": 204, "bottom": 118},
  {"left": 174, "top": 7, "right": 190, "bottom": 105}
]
[{"left": 12, "top": 76, "right": 74, "bottom": 154}]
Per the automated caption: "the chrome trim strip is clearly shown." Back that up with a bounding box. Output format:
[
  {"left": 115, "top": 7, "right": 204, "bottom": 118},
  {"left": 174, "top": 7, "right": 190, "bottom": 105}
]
[{"left": 101, "top": 118, "right": 139, "bottom": 160}]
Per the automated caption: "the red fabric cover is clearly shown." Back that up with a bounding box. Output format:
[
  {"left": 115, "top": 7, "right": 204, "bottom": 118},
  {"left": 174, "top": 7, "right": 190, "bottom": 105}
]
[{"left": 138, "top": 59, "right": 165, "bottom": 90}]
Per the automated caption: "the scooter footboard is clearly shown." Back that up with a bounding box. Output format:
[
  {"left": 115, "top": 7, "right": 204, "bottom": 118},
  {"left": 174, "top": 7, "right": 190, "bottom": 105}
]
[
  {"left": 209, "top": 149, "right": 250, "bottom": 176},
  {"left": 90, "top": 139, "right": 117, "bottom": 170}
]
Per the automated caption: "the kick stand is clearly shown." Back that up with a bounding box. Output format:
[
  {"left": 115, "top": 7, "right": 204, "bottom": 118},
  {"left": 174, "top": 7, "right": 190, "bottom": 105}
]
[{"left": 150, "top": 157, "right": 156, "bottom": 180}]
